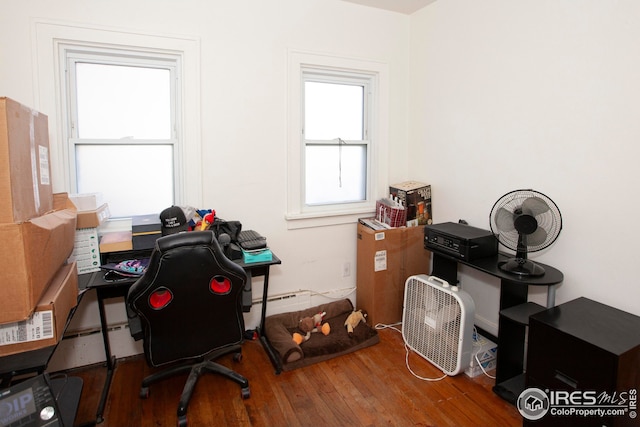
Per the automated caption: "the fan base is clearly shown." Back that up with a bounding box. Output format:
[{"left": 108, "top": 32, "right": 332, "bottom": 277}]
[{"left": 499, "top": 258, "right": 545, "bottom": 277}]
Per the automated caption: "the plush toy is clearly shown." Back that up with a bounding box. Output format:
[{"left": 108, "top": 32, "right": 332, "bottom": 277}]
[
  {"left": 344, "top": 309, "right": 368, "bottom": 336},
  {"left": 292, "top": 311, "right": 331, "bottom": 345}
]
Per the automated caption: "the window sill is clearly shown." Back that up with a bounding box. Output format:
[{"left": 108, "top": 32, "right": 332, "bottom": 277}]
[{"left": 285, "top": 208, "right": 375, "bottom": 230}]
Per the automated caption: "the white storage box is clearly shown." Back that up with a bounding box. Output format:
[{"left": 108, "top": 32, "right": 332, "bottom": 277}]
[{"left": 465, "top": 332, "right": 498, "bottom": 378}]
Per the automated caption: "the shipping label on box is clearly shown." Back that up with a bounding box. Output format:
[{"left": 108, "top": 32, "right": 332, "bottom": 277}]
[
  {"left": 389, "top": 181, "right": 432, "bottom": 227},
  {"left": 374, "top": 250, "right": 388, "bottom": 272},
  {"left": 0, "top": 311, "right": 54, "bottom": 346}
]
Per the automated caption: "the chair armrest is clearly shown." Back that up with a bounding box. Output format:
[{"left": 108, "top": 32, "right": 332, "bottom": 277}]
[{"left": 126, "top": 303, "right": 143, "bottom": 341}]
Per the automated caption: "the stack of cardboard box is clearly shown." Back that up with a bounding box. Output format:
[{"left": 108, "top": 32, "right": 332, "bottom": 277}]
[
  {"left": 356, "top": 181, "right": 433, "bottom": 326},
  {"left": 0, "top": 97, "right": 79, "bottom": 356}
]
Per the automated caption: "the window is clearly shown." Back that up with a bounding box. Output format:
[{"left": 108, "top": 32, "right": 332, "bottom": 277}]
[
  {"left": 304, "top": 77, "right": 368, "bottom": 205},
  {"left": 64, "top": 48, "right": 179, "bottom": 217},
  {"left": 33, "top": 21, "right": 202, "bottom": 218},
  {"left": 287, "top": 51, "right": 389, "bottom": 229}
]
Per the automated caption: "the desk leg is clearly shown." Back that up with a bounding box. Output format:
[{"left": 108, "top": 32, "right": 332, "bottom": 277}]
[
  {"left": 546, "top": 284, "right": 556, "bottom": 308},
  {"left": 96, "top": 289, "right": 116, "bottom": 424},
  {"left": 497, "top": 280, "right": 528, "bottom": 311},
  {"left": 255, "top": 267, "right": 283, "bottom": 374},
  {"left": 431, "top": 253, "right": 459, "bottom": 285},
  {"left": 259, "top": 268, "right": 269, "bottom": 333}
]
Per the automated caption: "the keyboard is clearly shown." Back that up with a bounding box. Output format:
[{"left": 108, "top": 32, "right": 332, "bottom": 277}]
[{"left": 238, "top": 230, "right": 267, "bottom": 250}]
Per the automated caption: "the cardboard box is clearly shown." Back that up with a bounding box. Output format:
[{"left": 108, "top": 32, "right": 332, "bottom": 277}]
[
  {"left": 356, "top": 221, "right": 431, "bottom": 326},
  {"left": 98, "top": 218, "right": 133, "bottom": 253},
  {"left": 76, "top": 203, "right": 110, "bottom": 229},
  {"left": 389, "top": 181, "right": 432, "bottom": 227},
  {"left": 0, "top": 97, "right": 53, "bottom": 223},
  {"left": 99, "top": 232, "right": 133, "bottom": 253},
  {"left": 465, "top": 333, "right": 498, "bottom": 378},
  {"left": 465, "top": 358, "right": 497, "bottom": 378},
  {"left": 0, "top": 196, "right": 77, "bottom": 324},
  {"left": 0, "top": 262, "right": 78, "bottom": 356},
  {"left": 472, "top": 332, "right": 498, "bottom": 363},
  {"left": 69, "top": 192, "right": 104, "bottom": 211}
]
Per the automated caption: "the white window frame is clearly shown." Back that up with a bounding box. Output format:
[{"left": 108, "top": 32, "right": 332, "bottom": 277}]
[
  {"left": 31, "top": 20, "right": 202, "bottom": 209},
  {"left": 286, "top": 50, "right": 389, "bottom": 229},
  {"left": 64, "top": 47, "right": 180, "bottom": 209}
]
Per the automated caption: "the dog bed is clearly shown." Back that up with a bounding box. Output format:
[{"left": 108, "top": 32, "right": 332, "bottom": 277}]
[{"left": 264, "top": 298, "right": 379, "bottom": 371}]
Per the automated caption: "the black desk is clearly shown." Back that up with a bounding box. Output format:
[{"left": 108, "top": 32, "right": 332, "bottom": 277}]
[
  {"left": 430, "top": 251, "right": 563, "bottom": 404},
  {"left": 0, "top": 346, "right": 57, "bottom": 387},
  {"left": 78, "top": 250, "right": 281, "bottom": 424}
]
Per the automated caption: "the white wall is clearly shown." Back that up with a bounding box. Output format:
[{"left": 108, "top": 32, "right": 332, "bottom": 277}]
[
  {"left": 0, "top": 0, "right": 413, "bottom": 369},
  {"left": 409, "top": 0, "right": 640, "bottom": 334}
]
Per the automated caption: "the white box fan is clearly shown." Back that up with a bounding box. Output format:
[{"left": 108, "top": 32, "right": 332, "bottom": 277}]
[{"left": 402, "top": 275, "right": 476, "bottom": 376}]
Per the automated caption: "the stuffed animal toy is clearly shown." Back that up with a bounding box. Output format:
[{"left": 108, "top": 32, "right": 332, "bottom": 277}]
[
  {"left": 344, "top": 309, "right": 368, "bottom": 336},
  {"left": 292, "top": 311, "right": 331, "bottom": 345}
]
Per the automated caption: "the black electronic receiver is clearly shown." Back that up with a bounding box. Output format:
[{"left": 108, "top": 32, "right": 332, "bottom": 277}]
[
  {"left": 0, "top": 374, "right": 62, "bottom": 427},
  {"left": 424, "top": 222, "right": 498, "bottom": 261}
]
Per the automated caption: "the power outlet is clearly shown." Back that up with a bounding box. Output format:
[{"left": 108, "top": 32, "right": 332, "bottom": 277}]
[{"left": 342, "top": 262, "right": 351, "bottom": 278}]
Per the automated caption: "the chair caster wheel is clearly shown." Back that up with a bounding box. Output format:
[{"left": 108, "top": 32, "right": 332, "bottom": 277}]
[
  {"left": 233, "top": 352, "right": 243, "bottom": 362},
  {"left": 177, "top": 414, "right": 187, "bottom": 427},
  {"left": 140, "top": 387, "right": 150, "bottom": 399},
  {"left": 241, "top": 387, "right": 250, "bottom": 399}
]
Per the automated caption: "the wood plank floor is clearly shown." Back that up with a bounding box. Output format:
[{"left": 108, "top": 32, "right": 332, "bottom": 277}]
[{"left": 66, "top": 327, "right": 521, "bottom": 427}]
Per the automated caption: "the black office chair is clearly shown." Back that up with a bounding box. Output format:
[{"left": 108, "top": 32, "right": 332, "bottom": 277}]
[{"left": 127, "top": 230, "right": 250, "bottom": 427}]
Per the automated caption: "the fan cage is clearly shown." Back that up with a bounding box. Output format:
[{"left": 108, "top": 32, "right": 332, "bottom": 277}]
[
  {"left": 402, "top": 275, "right": 475, "bottom": 376},
  {"left": 489, "top": 189, "right": 562, "bottom": 253}
]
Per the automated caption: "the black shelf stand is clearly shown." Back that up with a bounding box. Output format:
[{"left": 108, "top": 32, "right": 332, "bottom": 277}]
[{"left": 429, "top": 250, "right": 563, "bottom": 404}]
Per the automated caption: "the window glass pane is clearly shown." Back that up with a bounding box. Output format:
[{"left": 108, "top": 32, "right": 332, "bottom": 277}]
[
  {"left": 304, "top": 81, "right": 363, "bottom": 140},
  {"left": 76, "top": 144, "right": 173, "bottom": 217},
  {"left": 305, "top": 145, "right": 366, "bottom": 205},
  {"left": 75, "top": 63, "right": 171, "bottom": 139}
]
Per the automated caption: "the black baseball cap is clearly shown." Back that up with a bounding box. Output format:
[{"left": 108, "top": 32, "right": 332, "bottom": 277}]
[{"left": 159, "top": 206, "right": 189, "bottom": 236}]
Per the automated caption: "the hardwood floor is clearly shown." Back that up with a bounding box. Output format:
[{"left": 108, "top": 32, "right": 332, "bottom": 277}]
[{"left": 67, "top": 328, "right": 521, "bottom": 427}]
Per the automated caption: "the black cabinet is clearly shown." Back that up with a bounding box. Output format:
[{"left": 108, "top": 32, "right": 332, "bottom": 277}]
[{"left": 525, "top": 297, "right": 640, "bottom": 427}]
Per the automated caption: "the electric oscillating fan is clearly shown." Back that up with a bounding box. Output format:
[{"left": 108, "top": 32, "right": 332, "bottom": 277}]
[{"left": 489, "top": 189, "right": 562, "bottom": 277}]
